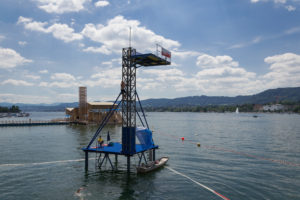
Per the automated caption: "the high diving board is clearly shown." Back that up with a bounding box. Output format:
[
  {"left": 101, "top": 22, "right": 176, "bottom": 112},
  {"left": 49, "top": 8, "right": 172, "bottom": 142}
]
[{"left": 132, "top": 53, "right": 171, "bottom": 66}]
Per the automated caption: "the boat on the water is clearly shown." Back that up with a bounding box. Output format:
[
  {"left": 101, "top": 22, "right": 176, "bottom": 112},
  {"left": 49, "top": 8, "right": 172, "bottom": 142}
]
[
  {"left": 137, "top": 157, "right": 169, "bottom": 173},
  {"left": 235, "top": 107, "right": 239, "bottom": 114}
]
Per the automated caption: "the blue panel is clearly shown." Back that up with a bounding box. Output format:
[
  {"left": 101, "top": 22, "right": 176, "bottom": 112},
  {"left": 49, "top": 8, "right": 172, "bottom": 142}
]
[
  {"left": 122, "top": 127, "right": 136, "bottom": 155},
  {"left": 82, "top": 143, "right": 158, "bottom": 154},
  {"left": 136, "top": 127, "right": 154, "bottom": 148}
]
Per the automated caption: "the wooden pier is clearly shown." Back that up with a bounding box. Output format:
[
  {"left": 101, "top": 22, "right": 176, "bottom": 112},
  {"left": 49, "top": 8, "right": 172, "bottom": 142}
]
[{"left": 0, "top": 119, "right": 70, "bottom": 127}]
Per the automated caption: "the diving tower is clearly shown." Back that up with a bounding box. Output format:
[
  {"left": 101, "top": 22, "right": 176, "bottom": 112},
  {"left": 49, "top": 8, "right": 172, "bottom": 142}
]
[{"left": 82, "top": 45, "right": 171, "bottom": 172}]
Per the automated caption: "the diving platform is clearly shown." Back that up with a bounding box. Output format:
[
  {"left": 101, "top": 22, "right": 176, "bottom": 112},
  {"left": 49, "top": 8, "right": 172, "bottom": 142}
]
[
  {"left": 82, "top": 142, "right": 158, "bottom": 171},
  {"left": 83, "top": 45, "right": 171, "bottom": 172},
  {"left": 132, "top": 53, "right": 170, "bottom": 66}
]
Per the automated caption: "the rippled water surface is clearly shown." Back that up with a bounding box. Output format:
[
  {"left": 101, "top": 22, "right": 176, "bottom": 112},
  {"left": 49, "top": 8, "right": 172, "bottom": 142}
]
[{"left": 1, "top": 112, "right": 300, "bottom": 200}]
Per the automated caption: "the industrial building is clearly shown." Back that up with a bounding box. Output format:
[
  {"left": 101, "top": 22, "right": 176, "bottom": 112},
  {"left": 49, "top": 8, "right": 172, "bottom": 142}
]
[{"left": 65, "top": 87, "right": 122, "bottom": 124}]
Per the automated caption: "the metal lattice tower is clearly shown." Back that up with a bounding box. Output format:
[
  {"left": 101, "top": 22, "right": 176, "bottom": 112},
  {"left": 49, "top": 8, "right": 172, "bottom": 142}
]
[{"left": 121, "top": 47, "right": 137, "bottom": 155}]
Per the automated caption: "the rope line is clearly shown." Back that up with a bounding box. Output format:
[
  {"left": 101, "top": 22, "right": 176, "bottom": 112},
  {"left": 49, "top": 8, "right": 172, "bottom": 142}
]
[
  {"left": 0, "top": 158, "right": 95, "bottom": 168},
  {"left": 158, "top": 132, "right": 300, "bottom": 167},
  {"left": 166, "top": 166, "right": 230, "bottom": 200}
]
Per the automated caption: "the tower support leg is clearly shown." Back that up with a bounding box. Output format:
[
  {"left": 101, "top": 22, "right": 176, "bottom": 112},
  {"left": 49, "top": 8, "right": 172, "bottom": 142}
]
[
  {"left": 149, "top": 149, "right": 153, "bottom": 161},
  {"left": 85, "top": 151, "right": 89, "bottom": 171},
  {"left": 115, "top": 154, "right": 118, "bottom": 163}
]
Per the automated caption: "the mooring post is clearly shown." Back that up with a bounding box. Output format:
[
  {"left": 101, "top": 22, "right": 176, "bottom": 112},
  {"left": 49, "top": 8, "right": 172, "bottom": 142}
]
[
  {"left": 127, "top": 156, "right": 130, "bottom": 172},
  {"left": 85, "top": 151, "right": 88, "bottom": 170}
]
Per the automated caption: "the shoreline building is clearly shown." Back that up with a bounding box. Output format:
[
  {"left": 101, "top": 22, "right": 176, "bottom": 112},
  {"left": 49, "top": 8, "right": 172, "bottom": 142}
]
[
  {"left": 65, "top": 87, "right": 122, "bottom": 124},
  {"left": 262, "top": 104, "right": 285, "bottom": 112}
]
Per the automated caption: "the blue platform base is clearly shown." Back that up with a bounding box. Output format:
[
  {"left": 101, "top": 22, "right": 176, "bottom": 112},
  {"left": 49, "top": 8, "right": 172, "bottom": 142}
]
[{"left": 82, "top": 142, "right": 158, "bottom": 155}]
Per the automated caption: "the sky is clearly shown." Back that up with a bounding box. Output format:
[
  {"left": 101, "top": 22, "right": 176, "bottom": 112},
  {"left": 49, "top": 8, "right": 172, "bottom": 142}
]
[{"left": 0, "top": 0, "right": 300, "bottom": 104}]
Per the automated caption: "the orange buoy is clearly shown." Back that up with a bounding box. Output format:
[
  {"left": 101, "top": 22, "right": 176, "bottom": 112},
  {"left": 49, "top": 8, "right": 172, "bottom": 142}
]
[{"left": 181, "top": 137, "right": 185, "bottom": 141}]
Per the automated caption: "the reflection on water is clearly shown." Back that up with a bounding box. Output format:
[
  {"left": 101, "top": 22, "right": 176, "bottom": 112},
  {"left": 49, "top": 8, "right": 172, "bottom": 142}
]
[{"left": 0, "top": 112, "right": 300, "bottom": 199}]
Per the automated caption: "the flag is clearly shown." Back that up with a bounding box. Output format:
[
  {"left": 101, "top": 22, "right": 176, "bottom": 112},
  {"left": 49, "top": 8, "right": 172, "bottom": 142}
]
[{"left": 161, "top": 47, "right": 171, "bottom": 58}]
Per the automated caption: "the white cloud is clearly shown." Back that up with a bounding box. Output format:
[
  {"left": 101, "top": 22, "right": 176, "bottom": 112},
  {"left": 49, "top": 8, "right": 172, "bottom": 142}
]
[
  {"left": 196, "top": 67, "right": 255, "bottom": 79},
  {"left": 18, "top": 16, "right": 83, "bottom": 43},
  {"left": 136, "top": 53, "right": 300, "bottom": 96},
  {"left": 2, "top": 51, "right": 299, "bottom": 103},
  {"left": 285, "top": 27, "right": 300, "bottom": 35},
  {"left": 71, "top": 18, "right": 76, "bottom": 26},
  {"left": 229, "top": 43, "right": 246, "bottom": 49},
  {"left": 262, "top": 53, "right": 300, "bottom": 88},
  {"left": 0, "top": 47, "right": 32, "bottom": 69},
  {"left": 51, "top": 73, "right": 76, "bottom": 81},
  {"left": 250, "top": 0, "right": 287, "bottom": 3},
  {"left": 39, "top": 82, "right": 49, "bottom": 87},
  {"left": 48, "top": 23, "right": 83, "bottom": 42},
  {"left": 18, "top": 41, "right": 28, "bottom": 46},
  {"left": 179, "top": 54, "right": 258, "bottom": 95},
  {"left": 25, "top": 74, "right": 41, "bottom": 80},
  {"left": 1, "top": 79, "right": 34, "bottom": 86},
  {"left": 39, "top": 69, "right": 49, "bottom": 74},
  {"left": 285, "top": 5, "right": 296, "bottom": 11},
  {"left": 83, "top": 46, "right": 111, "bottom": 55},
  {"left": 95, "top": 1, "right": 109, "bottom": 7},
  {"left": 250, "top": 0, "right": 298, "bottom": 10},
  {"left": 275, "top": 0, "right": 286, "bottom": 3},
  {"left": 0, "top": 35, "right": 5, "bottom": 42},
  {"left": 39, "top": 73, "right": 80, "bottom": 88},
  {"left": 81, "top": 15, "right": 180, "bottom": 55},
  {"left": 17, "top": 16, "right": 33, "bottom": 24},
  {"left": 101, "top": 61, "right": 113, "bottom": 65},
  {"left": 39, "top": 81, "right": 79, "bottom": 88},
  {"left": 142, "top": 68, "right": 184, "bottom": 77},
  {"left": 252, "top": 36, "right": 262, "bottom": 44},
  {"left": 96, "top": 58, "right": 121, "bottom": 68},
  {"left": 230, "top": 26, "right": 300, "bottom": 50},
  {"left": 0, "top": 92, "right": 77, "bottom": 103},
  {"left": 35, "top": 0, "right": 89, "bottom": 14},
  {"left": 57, "top": 93, "right": 77, "bottom": 101},
  {"left": 85, "top": 67, "right": 121, "bottom": 88},
  {"left": 196, "top": 54, "right": 239, "bottom": 68},
  {"left": 138, "top": 68, "right": 187, "bottom": 91},
  {"left": 229, "top": 36, "right": 263, "bottom": 49},
  {"left": 0, "top": 93, "right": 52, "bottom": 104},
  {"left": 17, "top": 16, "right": 48, "bottom": 32},
  {"left": 49, "top": 81, "right": 79, "bottom": 88},
  {"left": 172, "top": 50, "right": 201, "bottom": 59}
]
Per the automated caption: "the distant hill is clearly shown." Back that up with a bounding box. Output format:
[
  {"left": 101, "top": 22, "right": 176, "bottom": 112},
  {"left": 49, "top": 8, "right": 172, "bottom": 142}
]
[
  {"left": 141, "top": 87, "right": 300, "bottom": 108},
  {"left": 1, "top": 87, "right": 300, "bottom": 111}
]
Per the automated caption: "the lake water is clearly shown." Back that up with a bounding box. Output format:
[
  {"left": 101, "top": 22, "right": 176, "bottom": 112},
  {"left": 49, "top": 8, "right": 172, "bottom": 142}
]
[{"left": 0, "top": 112, "right": 300, "bottom": 200}]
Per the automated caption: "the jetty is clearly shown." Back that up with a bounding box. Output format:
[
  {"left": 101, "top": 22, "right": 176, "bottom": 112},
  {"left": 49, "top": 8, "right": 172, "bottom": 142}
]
[{"left": 0, "top": 119, "right": 70, "bottom": 127}]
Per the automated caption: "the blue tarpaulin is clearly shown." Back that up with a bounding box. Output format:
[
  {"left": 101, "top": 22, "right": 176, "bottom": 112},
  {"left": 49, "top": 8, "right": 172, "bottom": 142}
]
[{"left": 136, "top": 127, "right": 154, "bottom": 148}]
